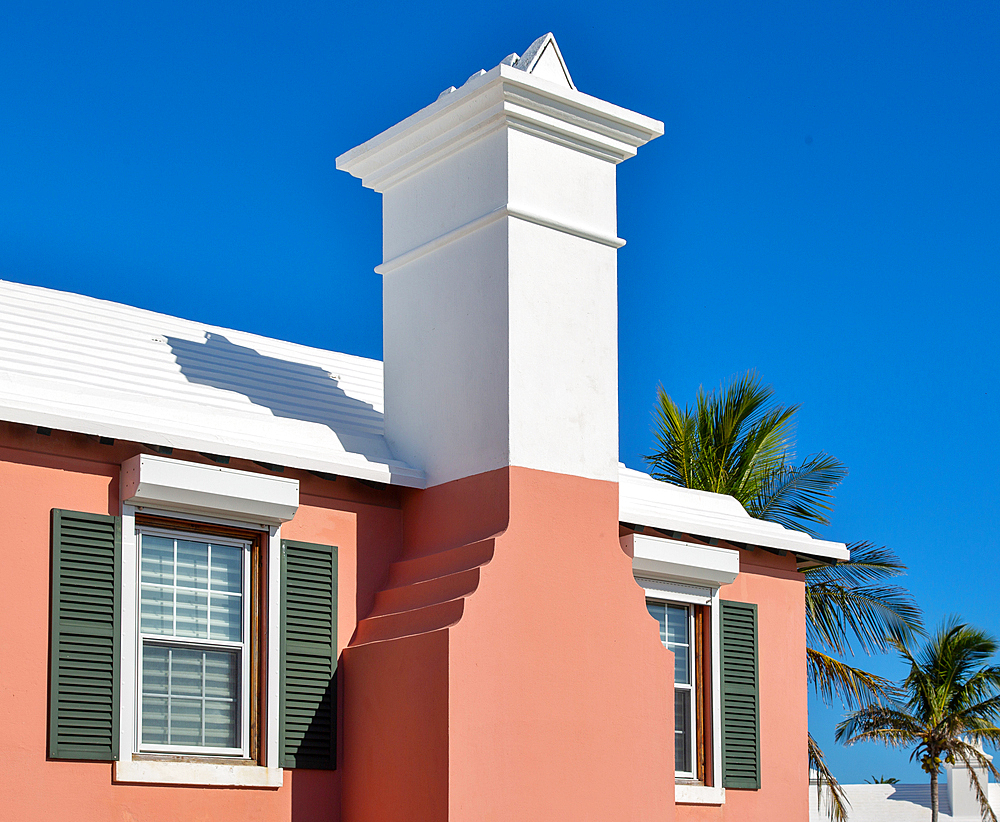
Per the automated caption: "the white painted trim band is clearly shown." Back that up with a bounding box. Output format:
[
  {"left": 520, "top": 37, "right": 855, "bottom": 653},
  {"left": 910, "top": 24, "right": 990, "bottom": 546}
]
[
  {"left": 114, "top": 758, "right": 283, "bottom": 788},
  {"left": 676, "top": 785, "right": 725, "bottom": 805},
  {"left": 375, "top": 205, "right": 624, "bottom": 276},
  {"left": 636, "top": 577, "right": 713, "bottom": 606},
  {"left": 625, "top": 533, "right": 741, "bottom": 588},
  {"left": 121, "top": 453, "right": 299, "bottom": 524}
]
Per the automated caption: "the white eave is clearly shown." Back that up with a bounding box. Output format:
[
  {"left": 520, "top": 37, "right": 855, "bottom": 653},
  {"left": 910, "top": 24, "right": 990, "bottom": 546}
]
[
  {"left": 618, "top": 464, "right": 850, "bottom": 563},
  {"left": 0, "top": 280, "right": 425, "bottom": 487}
]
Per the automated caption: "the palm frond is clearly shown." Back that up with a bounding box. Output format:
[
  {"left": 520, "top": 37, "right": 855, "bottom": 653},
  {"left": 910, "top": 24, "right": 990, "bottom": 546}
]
[
  {"left": 809, "top": 732, "right": 850, "bottom": 822},
  {"left": 835, "top": 705, "right": 921, "bottom": 746},
  {"left": 749, "top": 453, "right": 847, "bottom": 536},
  {"left": 805, "top": 543, "right": 923, "bottom": 656},
  {"left": 808, "top": 648, "right": 900, "bottom": 710},
  {"left": 805, "top": 542, "right": 910, "bottom": 586},
  {"left": 808, "top": 582, "right": 924, "bottom": 657},
  {"left": 645, "top": 372, "right": 799, "bottom": 504},
  {"left": 647, "top": 386, "right": 698, "bottom": 488},
  {"left": 953, "top": 691, "right": 1000, "bottom": 727},
  {"left": 841, "top": 620, "right": 1000, "bottom": 820}
]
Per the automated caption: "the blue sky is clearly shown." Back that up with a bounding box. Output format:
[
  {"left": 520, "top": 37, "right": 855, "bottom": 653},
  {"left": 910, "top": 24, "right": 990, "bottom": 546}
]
[{"left": 3, "top": 0, "right": 998, "bottom": 785}]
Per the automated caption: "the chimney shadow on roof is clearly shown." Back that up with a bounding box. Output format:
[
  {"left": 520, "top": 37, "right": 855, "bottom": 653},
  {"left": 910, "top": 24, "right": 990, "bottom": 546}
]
[{"left": 167, "top": 333, "right": 390, "bottom": 460}]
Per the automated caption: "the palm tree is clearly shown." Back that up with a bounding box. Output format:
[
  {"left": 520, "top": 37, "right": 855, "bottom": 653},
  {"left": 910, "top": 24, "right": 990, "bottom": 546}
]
[
  {"left": 837, "top": 619, "right": 1000, "bottom": 822},
  {"left": 645, "top": 372, "right": 923, "bottom": 821}
]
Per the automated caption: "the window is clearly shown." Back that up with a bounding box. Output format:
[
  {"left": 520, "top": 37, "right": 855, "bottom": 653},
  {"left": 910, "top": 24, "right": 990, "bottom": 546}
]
[
  {"left": 136, "top": 524, "right": 256, "bottom": 757},
  {"left": 624, "top": 532, "right": 749, "bottom": 804},
  {"left": 646, "top": 601, "right": 696, "bottom": 778},
  {"left": 49, "top": 453, "right": 338, "bottom": 787}
]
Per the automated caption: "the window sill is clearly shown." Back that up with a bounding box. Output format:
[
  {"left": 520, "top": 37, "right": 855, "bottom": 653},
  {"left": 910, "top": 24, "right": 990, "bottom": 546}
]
[
  {"left": 675, "top": 784, "right": 724, "bottom": 805},
  {"left": 114, "top": 756, "right": 283, "bottom": 788}
]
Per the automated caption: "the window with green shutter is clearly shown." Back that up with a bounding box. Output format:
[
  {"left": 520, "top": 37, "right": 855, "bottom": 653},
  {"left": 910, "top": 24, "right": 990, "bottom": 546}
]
[
  {"left": 280, "top": 539, "right": 338, "bottom": 770},
  {"left": 49, "top": 509, "right": 122, "bottom": 761},
  {"left": 720, "top": 600, "right": 760, "bottom": 789}
]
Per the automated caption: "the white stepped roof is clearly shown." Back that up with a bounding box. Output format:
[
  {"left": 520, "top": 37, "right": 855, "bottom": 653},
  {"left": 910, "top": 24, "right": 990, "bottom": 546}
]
[
  {"left": 619, "top": 465, "right": 849, "bottom": 561},
  {"left": 0, "top": 280, "right": 424, "bottom": 486},
  {"left": 0, "top": 279, "right": 849, "bottom": 560},
  {"left": 809, "top": 783, "right": 1000, "bottom": 821}
]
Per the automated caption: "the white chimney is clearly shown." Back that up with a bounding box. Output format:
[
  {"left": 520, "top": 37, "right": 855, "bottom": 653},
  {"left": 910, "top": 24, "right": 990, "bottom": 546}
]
[
  {"left": 336, "top": 34, "right": 663, "bottom": 487},
  {"left": 947, "top": 747, "right": 994, "bottom": 821}
]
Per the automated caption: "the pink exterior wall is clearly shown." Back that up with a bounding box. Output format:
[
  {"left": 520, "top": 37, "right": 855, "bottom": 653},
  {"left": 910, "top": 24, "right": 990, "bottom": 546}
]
[
  {"left": 1, "top": 423, "right": 808, "bottom": 821},
  {"left": 0, "top": 424, "right": 403, "bottom": 822},
  {"left": 343, "top": 466, "right": 675, "bottom": 822},
  {"left": 675, "top": 548, "right": 808, "bottom": 822}
]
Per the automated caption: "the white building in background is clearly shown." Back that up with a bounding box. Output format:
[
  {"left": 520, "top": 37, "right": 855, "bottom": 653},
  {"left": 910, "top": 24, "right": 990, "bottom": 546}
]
[{"left": 810, "top": 755, "right": 1000, "bottom": 821}]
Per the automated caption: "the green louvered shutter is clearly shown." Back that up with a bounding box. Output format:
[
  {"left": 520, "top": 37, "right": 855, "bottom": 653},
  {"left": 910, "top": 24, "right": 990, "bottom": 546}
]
[
  {"left": 280, "top": 540, "right": 337, "bottom": 769},
  {"left": 720, "top": 600, "right": 760, "bottom": 789},
  {"left": 49, "top": 509, "right": 121, "bottom": 761}
]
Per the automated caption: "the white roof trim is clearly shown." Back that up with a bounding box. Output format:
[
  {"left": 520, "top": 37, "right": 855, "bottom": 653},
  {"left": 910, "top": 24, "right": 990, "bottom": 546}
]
[
  {"left": 0, "top": 280, "right": 425, "bottom": 487},
  {"left": 619, "top": 465, "right": 850, "bottom": 562}
]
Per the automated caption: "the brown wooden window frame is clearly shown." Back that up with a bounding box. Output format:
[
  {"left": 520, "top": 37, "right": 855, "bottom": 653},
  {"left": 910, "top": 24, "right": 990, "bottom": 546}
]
[{"left": 132, "top": 513, "right": 268, "bottom": 765}]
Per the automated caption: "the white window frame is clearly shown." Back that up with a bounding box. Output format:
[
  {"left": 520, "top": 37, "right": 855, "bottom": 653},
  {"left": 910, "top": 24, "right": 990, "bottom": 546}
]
[
  {"left": 114, "top": 455, "right": 301, "bottom": 787},
  {"left": 135, "top": 525, "right": 252, "bottom": 758},
  {"left": 117, "top": 504, "right": 284, "bottom": 786},
  {"left": 675, "top": 603, "right": 696, "bottom": 780},
  {"left": 647, "top": 599, "right": 698, "bottom": 779},
  {"left": 625, "top": 533, "right": 738, "bottom": 806}
]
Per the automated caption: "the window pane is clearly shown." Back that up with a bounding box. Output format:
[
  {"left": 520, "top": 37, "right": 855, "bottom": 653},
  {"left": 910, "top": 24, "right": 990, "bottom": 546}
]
[
  {"left": 170, "top": 697, "right": 203, "bottom": 746},
  {"left": 211, "top": 544, "right": 242, "bottom": 593},
  {"left": 673, "top": 644, "right": 690, "bottom": 685},
  {"left": 204, "top": 700, "right": 237, "bottom": 748},
  {"left": 140, "top": 586, "right": 173, "bottom": 635},
  {"left": 176, "top": 539, "right": 209, "bottom": 590},
  {"left": 170, "top": 648, "right": 204, "bottom": 696},
  {"left": 141, "top": 644, "right": 239, "bottom": 750},
  {"left": 204, "top": 651, "right": 237, "bottom": 699},
  {"left": 210, "top": 594, "right": 242, "bottom": 641},
  {"left": 675, "top": 689, "right": 691, "bottom": 773},
  {"left": 175, "top": 590, "right": 209, "bottom": 638},
  {"left": 666, "top": 605, "right": 688, "bottom": 645},
  {"left": 141, "top": 535, "right": 174, "bottom": 585},
  {"left": 137, "top": 532, "right": 247, "bottom": 753},
  {"left": 142, "top": 696, "right": 168, "bottom": 744},
  {"left": 142, "top": 644, "right": 169, "bottom": 694},
  {"left": 646, "top": 601, "right": 666, "bottom": 644}
]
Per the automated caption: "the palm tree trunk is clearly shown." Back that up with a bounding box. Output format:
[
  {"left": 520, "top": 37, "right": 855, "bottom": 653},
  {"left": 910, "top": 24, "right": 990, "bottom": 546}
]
[{"left": 930, "top": 768, "right": 939, "bottom": 822}]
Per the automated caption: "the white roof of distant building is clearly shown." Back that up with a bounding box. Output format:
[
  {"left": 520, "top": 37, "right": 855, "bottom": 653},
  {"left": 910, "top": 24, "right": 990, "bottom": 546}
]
[
  {"left": 809, "top": 783, "right": 1000, "bottom": 822},
  {"left": 0, "top": 279, "right": 849, "bottom": 560}
]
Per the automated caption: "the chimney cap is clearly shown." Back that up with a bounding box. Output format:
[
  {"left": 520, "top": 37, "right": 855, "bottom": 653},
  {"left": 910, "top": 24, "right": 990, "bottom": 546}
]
[{"left": 336, "top": 35, "right": 663, "bottom": 191}]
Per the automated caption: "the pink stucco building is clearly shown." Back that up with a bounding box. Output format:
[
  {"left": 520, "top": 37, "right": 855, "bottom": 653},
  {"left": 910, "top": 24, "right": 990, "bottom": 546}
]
[{"left": 0, "top": 34, "right": 847, "bottom": 822}]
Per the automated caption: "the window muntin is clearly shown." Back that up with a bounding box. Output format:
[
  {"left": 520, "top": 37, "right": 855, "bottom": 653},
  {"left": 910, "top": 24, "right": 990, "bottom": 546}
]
[
  {"left": 647, "top": 600, "right": 697, "bottom": 778},
  {"left": 137, "top": 528, "right": 251, "bottom": 757}
]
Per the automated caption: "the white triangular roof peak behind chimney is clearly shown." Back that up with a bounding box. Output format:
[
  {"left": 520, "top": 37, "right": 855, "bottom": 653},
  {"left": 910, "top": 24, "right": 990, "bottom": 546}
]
[{"left": 513, "top": 33, "right": 575, "bottom": 89}]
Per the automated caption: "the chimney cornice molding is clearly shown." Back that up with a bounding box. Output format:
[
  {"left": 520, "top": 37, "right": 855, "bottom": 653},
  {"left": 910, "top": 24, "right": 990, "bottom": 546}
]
[{"left": 336, "top": 64, "right": 664, "bottom": 193}]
